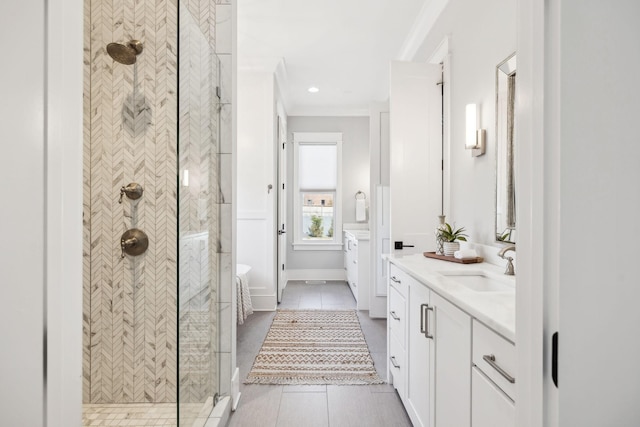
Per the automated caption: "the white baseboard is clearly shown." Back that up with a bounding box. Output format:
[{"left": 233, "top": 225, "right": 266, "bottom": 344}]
[
  {"left": 286, "top": 269, "right": 347, "bottom": 282},
  {"left": 249, "top": 294, "right": 277, "bottom": 311}
]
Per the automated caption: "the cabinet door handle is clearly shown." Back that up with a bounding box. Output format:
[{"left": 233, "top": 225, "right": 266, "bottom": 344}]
[
  {"left": 390, "top": 311, "right": 400, "bottom": 321},
  {"left": 483, "top": 354, "right": 515, "bottom": 384},
  {"left": 420, "top": 304, "right": 434, "bottom": 339},
  {"left": 390, "top": 276, "right": 401, "bottom": 284},
  {"left": 353, "top": 260, "right": 357, "bottom": 264},
  {"left": 390, "top": 356, "right": 400, "bottom": 369}
]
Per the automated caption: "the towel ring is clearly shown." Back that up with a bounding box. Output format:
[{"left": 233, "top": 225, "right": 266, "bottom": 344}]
[{"left": 355, "top": 191, "right": 366, "bottom": 200}]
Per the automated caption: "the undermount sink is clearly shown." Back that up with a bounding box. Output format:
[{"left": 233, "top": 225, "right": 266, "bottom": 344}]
[{"left": 438, "top": 271, "right": 513, "bottom": 292}]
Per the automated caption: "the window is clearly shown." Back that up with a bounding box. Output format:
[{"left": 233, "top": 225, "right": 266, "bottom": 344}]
[{"left": 293, "top": 132, "right": 342, "bottom": 250}]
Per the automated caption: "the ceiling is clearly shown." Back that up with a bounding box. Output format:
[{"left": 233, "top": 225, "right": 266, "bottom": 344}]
[{"left": 238, "top": 0, "right": 432, "bottom": 116}]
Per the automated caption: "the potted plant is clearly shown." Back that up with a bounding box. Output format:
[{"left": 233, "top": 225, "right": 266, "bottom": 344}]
[{"left": 437, "top": 223, "right": 468, "bottom": 256}]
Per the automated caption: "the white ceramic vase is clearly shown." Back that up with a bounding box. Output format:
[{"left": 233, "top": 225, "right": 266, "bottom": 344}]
[
  {"left": 443, "top": 241, "right": 460, "bottom": 257},
  {"left": 435, "top": 215, "right": 446, "bottom": 255}
]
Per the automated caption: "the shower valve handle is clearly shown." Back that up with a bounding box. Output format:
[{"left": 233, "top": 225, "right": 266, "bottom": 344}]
[
  {"left": 119, "top": 182, "right": 144, "bottom": 204},
  {"left": 120, "top": 229, "right": 149, "bottom": 258}
]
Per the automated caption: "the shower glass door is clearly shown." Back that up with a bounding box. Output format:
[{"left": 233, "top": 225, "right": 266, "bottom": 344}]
[{"left": 177, "top": 1, "right": 222, "bottom": 425}]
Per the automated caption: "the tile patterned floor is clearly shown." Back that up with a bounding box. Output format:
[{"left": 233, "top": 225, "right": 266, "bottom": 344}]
[
  {"left": 228, "top": 281, "right": 412, "bottom": 427},
  {"left": 82, "top": 403, "right": 177, "bottom": 426}
]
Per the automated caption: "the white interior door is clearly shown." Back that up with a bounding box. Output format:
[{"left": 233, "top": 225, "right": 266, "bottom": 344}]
[
  {"left": 389, "top": 61, "right": 443, "bottom": 252},
  {"left": 276, "top": 115, "right": 288, "bottom": 302}
]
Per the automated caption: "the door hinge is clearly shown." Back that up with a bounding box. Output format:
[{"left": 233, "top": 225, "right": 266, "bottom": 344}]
[
  {"left": 282, "top": 183, "right": 285, "bottom": 190},
  {"left": 552, "top": 332, "right": 558, "bottom": 388},
  {"left": 283, "top": 142, "right": 285, "bottom": 149},
  {"left": 282, "top": 264, "right": 285, "bottom": 271}
]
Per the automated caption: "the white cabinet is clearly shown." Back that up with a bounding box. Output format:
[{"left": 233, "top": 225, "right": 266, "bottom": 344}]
[
  {"left": 472, "top": 368, "right": 515, "bottom": 427},
  {"left": 387, "top": 262, "right": 471, "bottom": 427},
  {"left": 471, "top": 320, "right": 515, "bottom": 427},
  {"left": 388, "top": 264, "right": 408, "bottom": 399},
  {"left": 432, "top": 292, "right": 471, "bottom": 427},
  {"left": 406, "top": 276, "right": 434, "bottom": 427},
  {"left": 343, "top": 231, "right": 370, "bottom": 310}
]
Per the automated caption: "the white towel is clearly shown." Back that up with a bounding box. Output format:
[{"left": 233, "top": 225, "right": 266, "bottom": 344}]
[
  {"left": 236, "top": 265, "right": 254, "bottom": 324},
  {"left": 454, "top": 248, "right": 478, "bottom": 259},
  {"left": 356, "top": 198, "right": 366, "bottom": 222}
]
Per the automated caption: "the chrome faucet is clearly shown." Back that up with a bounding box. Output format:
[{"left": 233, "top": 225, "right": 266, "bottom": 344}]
[{"left": 498, "top": 245, "right": 516, "bottom": 276}]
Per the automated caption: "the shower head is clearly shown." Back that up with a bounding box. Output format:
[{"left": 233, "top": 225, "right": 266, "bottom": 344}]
[{"left": 106, "top": 40, "right": 143, "bottom": 65}]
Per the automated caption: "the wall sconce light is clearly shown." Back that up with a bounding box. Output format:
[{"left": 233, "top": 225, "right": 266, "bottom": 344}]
[
  {"left": 182, "top": 169, "right": 189, "bottom": 187},
  {"left": 465, "top": 103, "right": 486, "bottom": 157}
]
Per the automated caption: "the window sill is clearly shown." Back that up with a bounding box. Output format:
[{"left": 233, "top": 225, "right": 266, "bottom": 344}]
[{"left": 293, "top": 242, "right": 343, "bottom": 251}]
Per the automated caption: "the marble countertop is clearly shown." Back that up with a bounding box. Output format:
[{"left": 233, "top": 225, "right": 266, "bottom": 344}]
[
  {"left": 344, "top": 229, "right": 370, "bottom": 241},
  {"left": 384, "top": 253, "right": 515, "bottom": 342}
]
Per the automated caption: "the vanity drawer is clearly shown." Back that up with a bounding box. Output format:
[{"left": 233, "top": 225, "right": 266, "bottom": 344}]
[
  {"left": 389, "top": 263, "right": 408, "bottom": 296},
  {"left": 388, "top": 285, "right": 406, "bottom": 347},
  {"left": 472, "top": 320, "right": 516, "bottom": 400},
  {"left": 389, "top": 333, "right": 407, "bottom": 400},
  {"left": 471, "top": 367, "right": 515, "bottom": 427}
]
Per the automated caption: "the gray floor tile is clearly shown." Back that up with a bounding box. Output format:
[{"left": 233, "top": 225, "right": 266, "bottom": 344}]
[
  {"left": 321, "top": 303, "right": 357, "bottom": 310},
  {"left": 370, "top": 391, "right": 413, "bottom": 426},
  {"left": 370, "top": 351, "right": 390, "bottom": 380},
  {"left": 227, "top": 385, "right": 282, "bottom": 427},
  {"left": 233, "top": 280, "right": 409, "bottom": 427},
  {"left": 283, "top": 384, "right": 327, "bottom": 393},
  {"left": 327, "top": 385, "right": 382, "bottom": 427},
  {"left": 276, "top": 392, "right": 329, "bottom": 427}
]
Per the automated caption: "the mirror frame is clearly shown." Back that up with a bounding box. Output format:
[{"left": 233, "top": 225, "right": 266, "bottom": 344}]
[{"left": 495, "top": 52, "right": 517, "bottom": 244}]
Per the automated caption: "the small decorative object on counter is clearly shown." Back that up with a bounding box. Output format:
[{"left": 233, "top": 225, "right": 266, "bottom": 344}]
[
  {"left": 437, "top": 222, "right": 468, "bottom": 256},
  {"left": 435, "top": 215, "right": 447, "bottom": 255}
]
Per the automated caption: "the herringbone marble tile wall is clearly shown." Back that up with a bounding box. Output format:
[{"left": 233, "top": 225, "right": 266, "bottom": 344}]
[{"left": 83, "top": 0, "right": 225, "bottom": 406}]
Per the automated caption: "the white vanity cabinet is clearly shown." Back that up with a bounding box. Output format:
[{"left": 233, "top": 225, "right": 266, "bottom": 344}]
[
  {"left": 386, "top": 255, "right": 515, "bottom": 427},
  {"left": 406, "top": 274, "right": 434, "bottom": 427},
  {"left": 343, "top": 231, "right": 370, "bottom": 310},
  {"left": 432, "top": 292, "right": 471, "bottom": 427},
  {"left": 388, "top": 264, "right": 408, "bottom": 400},
  {"left": 471, "top": 368, "right": 515, "bottom": 427},
  {"left": 387, "top": 262, "right": 472, "bottom": 427},
  {"left": 471, "top": 320, "right": 515, "bottom": 427}
]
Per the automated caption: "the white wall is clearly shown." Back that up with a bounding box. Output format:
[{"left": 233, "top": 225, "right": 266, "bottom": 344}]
[
  {"left": 0, "top": 0, "right": 83, "bottom": 425},
  {"left": 286, "top": 116, "right": 370, "bottom": 271},
  {"left": 412, "top": 0, "right": 516, "bottom": 246},
  {"left": 237, "top": 70, "right": 277, "bottom": 309},
  {"left": 553, "top": 1, "right": 640, "bottom": 425}
]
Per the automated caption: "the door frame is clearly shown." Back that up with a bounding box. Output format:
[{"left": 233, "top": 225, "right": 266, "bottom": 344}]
[
  {"left": 276, "top": 113, "right": 288, "bottom": 302},
  {"left": 515, "top": 0, "right": 547, "bottom": 426}
]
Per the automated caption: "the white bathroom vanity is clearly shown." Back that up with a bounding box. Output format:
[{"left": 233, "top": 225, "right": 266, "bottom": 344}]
[{"left": 385, "top": 254, "right": 515, "bottom": 427}]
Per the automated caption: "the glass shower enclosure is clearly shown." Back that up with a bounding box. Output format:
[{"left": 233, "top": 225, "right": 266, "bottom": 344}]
[
  {"left": 82, "top": 0, "right": 224, "bottom": 425},
  {"left": 177, "top": 0, "right": 223, "bottom": 425}
]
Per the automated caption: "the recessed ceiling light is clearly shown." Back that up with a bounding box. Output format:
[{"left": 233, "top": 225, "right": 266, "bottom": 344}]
[{"left": 308, "top": 86, "right": 319, "bottom": 93}]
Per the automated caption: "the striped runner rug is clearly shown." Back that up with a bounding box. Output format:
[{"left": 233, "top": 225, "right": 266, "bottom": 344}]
[{"left": 244, "top": 309, "right": 385, "bottom": 385}]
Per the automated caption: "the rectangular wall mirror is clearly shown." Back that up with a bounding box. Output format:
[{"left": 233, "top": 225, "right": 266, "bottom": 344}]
[{"left": 495, "top": 53, "right": 517, "bottom": 243}]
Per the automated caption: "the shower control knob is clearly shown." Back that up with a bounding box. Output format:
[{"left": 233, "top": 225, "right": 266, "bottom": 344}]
[
  {"left": 119, "top": 182, "right": 144, "bottom": 203},
  {"left": 120, "top": 228, "right": 149, "bottom": 258}
]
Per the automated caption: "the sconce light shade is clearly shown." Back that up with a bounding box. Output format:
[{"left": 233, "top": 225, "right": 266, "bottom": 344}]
[
  {"left": 182, "top": 169, "right": 189, "bottom": 187},
  {"left": 465, "top": 104, "right": 478, "bottom": 149},
  {"left": 465, "top": 103, "right": 486, "bottom": 157}
]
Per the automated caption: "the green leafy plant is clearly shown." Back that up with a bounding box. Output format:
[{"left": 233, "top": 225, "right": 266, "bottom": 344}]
[
  {"left": 307, "top": 215, "right": 324, "bottom": 237},
  {"left": 496, "top": 229, "right": 512, "bottom": 242},
  {"left": 327, "top": 220, "right": 334, "bottom": 238},
  {"left": 437, "top": 223, "right": 468, "bottom": 242}
]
